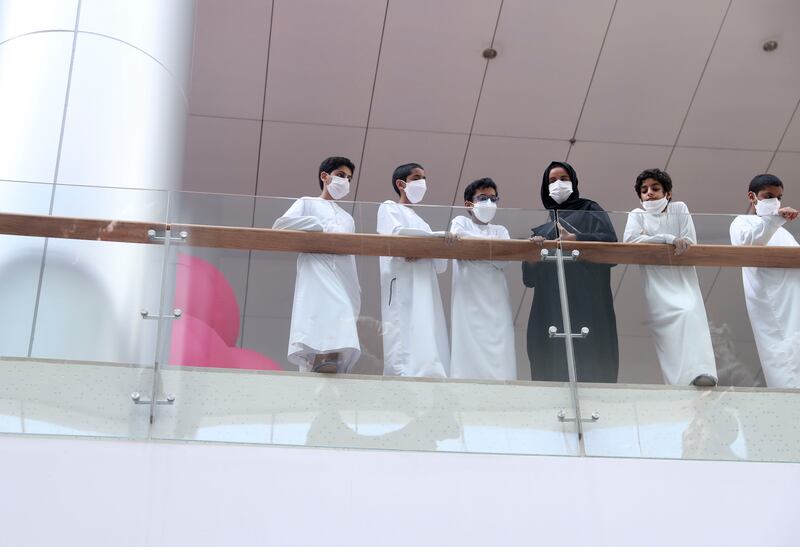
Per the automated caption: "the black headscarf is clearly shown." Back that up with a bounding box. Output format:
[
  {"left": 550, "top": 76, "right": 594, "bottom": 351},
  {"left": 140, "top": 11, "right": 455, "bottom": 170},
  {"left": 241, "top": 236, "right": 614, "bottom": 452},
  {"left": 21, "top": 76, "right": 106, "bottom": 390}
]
[
  {"left": 540, "top": 161, "right": 588, "bottom": 210},
  {"left": 533, "top": 160, "right": 617, "bottom": 242}
]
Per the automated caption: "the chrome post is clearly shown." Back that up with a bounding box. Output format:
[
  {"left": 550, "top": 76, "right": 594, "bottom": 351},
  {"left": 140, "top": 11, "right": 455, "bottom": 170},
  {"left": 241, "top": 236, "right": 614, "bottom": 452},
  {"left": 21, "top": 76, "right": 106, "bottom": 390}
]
[
  {"left": 131, "top": 392, "right": 176, "bottom": 405},
  {"left": 140, "top": 309, "right": 183, "bottom": 320},
  {"left": 147, "top": 229, "right": 188, "bottom": 242},
  {"left": 541, "top": 244, "right": 599, "bottom": 456},
  {"left": 557, "top": 410, "right": 599, "bottom": 423},
  {"left": 146, "top": 193, "right": 175, "bottom": 427}
]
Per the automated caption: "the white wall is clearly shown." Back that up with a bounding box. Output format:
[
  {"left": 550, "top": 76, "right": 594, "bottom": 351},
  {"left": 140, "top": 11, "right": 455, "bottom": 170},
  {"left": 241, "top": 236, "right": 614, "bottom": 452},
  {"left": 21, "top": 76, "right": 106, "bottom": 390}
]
[{"left": 1, "top": 434, "right": 797, "bottom": 547}]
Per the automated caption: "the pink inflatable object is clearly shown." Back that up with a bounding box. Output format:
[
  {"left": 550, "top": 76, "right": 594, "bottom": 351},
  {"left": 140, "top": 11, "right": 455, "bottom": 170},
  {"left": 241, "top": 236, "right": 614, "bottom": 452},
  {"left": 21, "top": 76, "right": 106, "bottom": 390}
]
[
  {"left": 169, "top": 253, "right": 282, "bottom": 371},
  {"left": 173, "top": 253, "right": 240, "bottom": 345}
]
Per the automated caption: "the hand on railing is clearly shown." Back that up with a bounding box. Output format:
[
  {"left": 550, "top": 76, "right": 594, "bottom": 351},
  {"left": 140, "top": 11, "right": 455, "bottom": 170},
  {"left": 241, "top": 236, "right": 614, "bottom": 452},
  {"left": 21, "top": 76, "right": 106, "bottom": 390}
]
[
  {"left": 673, "top": 238, "right": 692, "bottom": 256},
  {"left": 557, "top": 222, "right": 577, "bottom": 241}
]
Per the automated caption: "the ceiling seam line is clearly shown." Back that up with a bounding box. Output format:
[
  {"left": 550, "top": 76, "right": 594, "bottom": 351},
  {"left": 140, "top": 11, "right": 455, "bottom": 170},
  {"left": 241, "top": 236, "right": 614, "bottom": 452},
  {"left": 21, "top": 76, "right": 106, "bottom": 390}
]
[
  {"left": 612, "top": 263, "right": 629, "bottom": 303},
  {"left": 702, "top": 266, "right": 722, "bottom": 305},
  {"left": 765, "top": 94, "right": 800, "bottom": 172},
  {"left": 565, "top": 0, "right": 618, "bottom": 163},
  {"left": 251, "top": 0, "right": 276, "bottom": 205},
  {"left": 513, "top": 287, "right": 529, "bottom": 325},
  {"left": 241, "top": 0, "right": 276, "bottom": 332},
  {"left": 350, "top": 0, "right": 390, "bottom": 206},
  {"left": 448, "top": 0, "right": 505, "bottom": 210},
  {"left": 664, "top": 0, "right": 733, "bottom": 170}
]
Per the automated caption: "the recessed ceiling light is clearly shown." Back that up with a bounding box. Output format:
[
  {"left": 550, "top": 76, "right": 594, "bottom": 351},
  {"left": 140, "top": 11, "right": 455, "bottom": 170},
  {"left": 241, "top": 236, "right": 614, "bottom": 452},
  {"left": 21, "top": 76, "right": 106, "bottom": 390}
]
[
  {"left": 763, "top": 40, "right": 778, "bottom": 52},
  {"left": 482, "top": 48, "right": 497, "bottom": 59}
]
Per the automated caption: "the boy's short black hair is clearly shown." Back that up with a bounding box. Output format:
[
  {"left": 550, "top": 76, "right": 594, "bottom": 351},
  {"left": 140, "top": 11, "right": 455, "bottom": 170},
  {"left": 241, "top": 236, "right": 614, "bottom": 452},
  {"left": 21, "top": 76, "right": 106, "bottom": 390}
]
[
  {"left": 749, "top": 173, "right": 783, "bottom": 194},
  {"left": 464, "top": 177, "right": 497, "bottom": 203},
  {"left": 318, "top": 156, "right": 355, "bottom": 189},
  {"left": 635, "top": 168, "right": 673, "bottom": 197},
  {"left": 391, "top": 163, "right": 423, "bottom": 196}
]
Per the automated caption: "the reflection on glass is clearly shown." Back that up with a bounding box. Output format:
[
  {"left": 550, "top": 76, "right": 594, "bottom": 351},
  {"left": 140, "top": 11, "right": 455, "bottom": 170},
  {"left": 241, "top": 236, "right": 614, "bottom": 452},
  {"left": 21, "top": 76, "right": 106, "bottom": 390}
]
[
  {"left": 305, "top": 382, "right": 460, "bottom": 451},
  {"left": 681, "top": 393, "right": 745, "bottom": 461}
]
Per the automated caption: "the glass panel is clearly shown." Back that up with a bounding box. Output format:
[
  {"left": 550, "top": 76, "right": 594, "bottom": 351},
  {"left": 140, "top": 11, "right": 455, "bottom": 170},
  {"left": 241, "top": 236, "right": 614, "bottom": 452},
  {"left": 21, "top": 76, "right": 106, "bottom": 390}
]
[
  {"left": 0, "top": 180, "right": 53, "bottom": 358},
  {"left": 0, "top": 183, "right": 168, "bottom": 439},
  {"left": 152, "top": 191, "right": 581, "bottom": 456},
  {"left": 557, "top": 207, "right": 800, "bottom": 462}
]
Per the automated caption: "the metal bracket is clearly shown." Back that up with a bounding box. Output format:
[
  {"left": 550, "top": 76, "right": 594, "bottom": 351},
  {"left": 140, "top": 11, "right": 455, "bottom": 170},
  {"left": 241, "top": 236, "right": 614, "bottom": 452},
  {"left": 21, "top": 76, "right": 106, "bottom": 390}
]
[
  {"left": 557, "top": 410, "right": 599, "bottom": 423},
  {"left": 147, "top": 229, "right": 188, "bottom": 242},
  {"left": 540, "top": 249, "right": 580, "bottom": 262},
  {"left": 548, "top": 326, "right": 590, "bottom": 339},
  {"left": 131, "top": 392, "right": 175, "bottom": 405},
  {"left": 140, "top": 309, "right": 182, "bottom": 320}
]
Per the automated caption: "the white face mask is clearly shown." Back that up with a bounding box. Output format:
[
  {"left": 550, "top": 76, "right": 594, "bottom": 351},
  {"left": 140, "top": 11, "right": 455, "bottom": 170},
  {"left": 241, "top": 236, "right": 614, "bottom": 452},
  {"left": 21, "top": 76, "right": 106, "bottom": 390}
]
[
  {"left": 326, "top": 175, "right": 350, "bottom": 200},
  {"left": 404, "top": 179, "right": 427, "bottom": 204},
  {"left": 472, "top": 200, "right": 497, "bottom": 223},
  {"left": 641, "top": 197, "right": 668, "bottom": 213},
  {"left": 548, "top": 181, "right": 573, "bottom": 204},
  {"left": 754, "top": 197, "right": 781, "bottom": 216}
]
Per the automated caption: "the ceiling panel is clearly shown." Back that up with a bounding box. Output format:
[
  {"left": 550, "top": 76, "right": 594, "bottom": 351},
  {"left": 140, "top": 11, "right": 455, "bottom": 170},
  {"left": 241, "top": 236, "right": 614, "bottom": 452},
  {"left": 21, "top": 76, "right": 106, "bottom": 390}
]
[
  {"left": 505, "top": 268, "right": 528, "bottom": 331},
  {"left": 513, "top": 287, "right": 532, "bottom": 329},
  {"left": 703, "top": 266, "right": 755, "bottom": 343},
  {"left": 780, "top": 109, "right": 800, "bottom": 152},
  {"left": 769, "top": 152, "right": 800, "bottom": 189},
  {"left": 241, "top": 249, "right": 296, "bottom": 321},
  {"left": 181, "top": 115, "right": 261, "bottom": 195},
  {"left": 612, "top": 265, "right": 651, "bottom": 338},
  {"left": 240, "top": 315, "right": 292, "bottom": 369},
  {"left": 263, "top": 0, "right": 386, "bottom": 127},
  {"left": 368, "top": 0, "right": 501, "bottom": 134},
  {"left": 256, "top": 121, "right": 365, "bottom": 198},
  {"left": 566, "top": 142, "right": 672, "bottom": 214},
  {"left": 354, "top": 128, "right": 468, "bottom": 206},
  {"left": 665, "top": 147, "right": 772, "bottom": 214},
  {"left": 678, "top": 0, "right": 800, "bottom": 150},
  {"left": 618, "top": 335, "right": 661, "bottom": 384},
  {"left": 577, "top": 0, "right": 729, "bottom": 145},
  {"left": 457, "top": 135, "right": 569, "bottom": 210},
  {"left": 188, "top": 0, "right": 272, "bottom": 119},
  {"left": 473, "top": 0, "right": 615, "bottom": 140}
]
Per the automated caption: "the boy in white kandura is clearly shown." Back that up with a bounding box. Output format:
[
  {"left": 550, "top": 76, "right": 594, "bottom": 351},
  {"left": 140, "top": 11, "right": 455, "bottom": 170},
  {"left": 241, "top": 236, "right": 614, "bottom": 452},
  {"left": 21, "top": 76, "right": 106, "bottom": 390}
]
[
  {"left": 449, "top": 177, "right": 516, "bottom": 380},
  {"left": 272, "top": 156, "right": 361, "bottom": 374},
  {"left": 623, "top": 168, "right": 717, "bottom": 386},
  {"left": 730, "top": 173, "right": 800, "bottom": 388},
  {"left": 377, "top": 163, "right": 450, "bottom": 378}
]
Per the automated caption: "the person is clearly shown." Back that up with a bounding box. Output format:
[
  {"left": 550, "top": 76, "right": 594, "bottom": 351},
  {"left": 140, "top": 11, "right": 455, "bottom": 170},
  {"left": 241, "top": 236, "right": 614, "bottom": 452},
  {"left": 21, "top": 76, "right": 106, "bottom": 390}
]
[
  {"left": 449, "top": 178, "right": 516, "bottom": 380},
  {"left": 272, "top": 156, "right": 361, "bottom": 374},
  {"left": 377, "top": 163, "right": 450, "bottom": 378},
  {"left": 622, "top": 168, "right": 717, "bottom": 386},
  {"left": 523, "top": 161, "right": 619, "bottom": 382},
  {"left": 729, "top": 173, "right": 800, "bottom": 388}
]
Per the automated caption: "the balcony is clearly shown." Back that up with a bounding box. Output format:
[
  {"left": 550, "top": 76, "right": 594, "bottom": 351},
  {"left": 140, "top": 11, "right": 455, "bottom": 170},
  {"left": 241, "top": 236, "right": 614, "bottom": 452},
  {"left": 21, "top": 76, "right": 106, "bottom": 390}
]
[{"left": 1, "top": 180, "right": 799, "bottom": 462}]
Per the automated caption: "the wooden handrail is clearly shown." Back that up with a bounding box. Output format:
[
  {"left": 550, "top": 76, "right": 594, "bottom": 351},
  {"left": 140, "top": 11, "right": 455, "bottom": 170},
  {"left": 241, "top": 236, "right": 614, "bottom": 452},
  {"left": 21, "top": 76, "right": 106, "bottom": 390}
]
[{"left": 2, "top": 211, "right": 800, "bottom": 268}]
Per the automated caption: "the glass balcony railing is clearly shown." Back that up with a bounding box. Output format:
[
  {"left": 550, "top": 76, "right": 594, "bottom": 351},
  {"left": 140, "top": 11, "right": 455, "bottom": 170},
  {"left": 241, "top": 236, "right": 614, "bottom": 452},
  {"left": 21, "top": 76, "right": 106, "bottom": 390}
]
[{"left": 1, "top": 180, "right": 798, "bottom": 462}]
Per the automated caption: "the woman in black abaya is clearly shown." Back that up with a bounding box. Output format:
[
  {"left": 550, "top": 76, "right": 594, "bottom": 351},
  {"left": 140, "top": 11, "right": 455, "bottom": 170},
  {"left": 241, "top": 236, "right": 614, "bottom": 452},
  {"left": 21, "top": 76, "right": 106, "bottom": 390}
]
[{"left": 522, "top": 161, "right": 619, "bottom": 383}]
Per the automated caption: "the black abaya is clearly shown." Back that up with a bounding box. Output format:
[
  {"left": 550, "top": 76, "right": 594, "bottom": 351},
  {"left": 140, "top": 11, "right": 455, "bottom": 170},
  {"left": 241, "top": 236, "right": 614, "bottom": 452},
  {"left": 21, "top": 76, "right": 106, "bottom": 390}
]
[{"left": 522, "top": 161, "right": 620, "bottom": 383}]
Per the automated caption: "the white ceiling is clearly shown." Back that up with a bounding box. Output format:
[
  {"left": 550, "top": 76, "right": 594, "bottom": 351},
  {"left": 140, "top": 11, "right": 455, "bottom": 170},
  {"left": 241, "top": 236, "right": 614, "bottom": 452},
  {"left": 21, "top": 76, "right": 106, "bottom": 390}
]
[
  {"left": 181, "top": 0, "right": 800, "bottom": 384},
  {"left": 183, "top": 0, "right": 800, "bottom": 211}
]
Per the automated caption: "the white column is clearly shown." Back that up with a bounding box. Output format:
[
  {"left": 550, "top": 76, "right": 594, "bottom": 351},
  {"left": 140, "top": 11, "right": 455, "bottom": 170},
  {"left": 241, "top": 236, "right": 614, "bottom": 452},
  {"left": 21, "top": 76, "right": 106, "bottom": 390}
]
[{"left": 0, "top": 0, "right": 195, "bottom": 364}]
